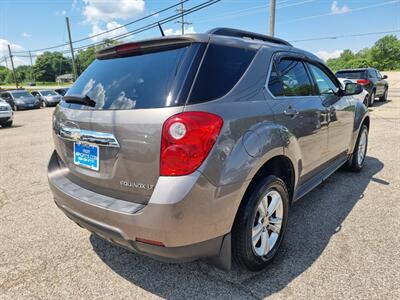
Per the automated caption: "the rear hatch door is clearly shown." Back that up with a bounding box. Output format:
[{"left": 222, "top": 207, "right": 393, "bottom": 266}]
[{"left": 53, "top": 39, "right": 205, "bottom": 205}]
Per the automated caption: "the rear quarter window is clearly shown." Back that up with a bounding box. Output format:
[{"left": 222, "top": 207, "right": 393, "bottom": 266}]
[{"left": 188, "top": 44, "right": 256, "bottom": 103}]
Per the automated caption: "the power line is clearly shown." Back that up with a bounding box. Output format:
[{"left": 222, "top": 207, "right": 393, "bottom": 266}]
[
  {"left": 71, "top": 0, "right": 220, "bottom": 52},
  {"left": 8, "top": 0, "right": 220, "bottom": 60},
  {"left": 290, "top": 30, "right": 400, "bottom": 43},
  {"left": 279, "top": 0, "right": 400, "bottom": 25},
  {"left": 13, "top": 0, "right": 191, "bottom": 54}
]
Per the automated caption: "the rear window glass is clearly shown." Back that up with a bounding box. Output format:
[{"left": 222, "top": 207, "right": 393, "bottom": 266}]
[
  {"left": 65, "top": 47, "right": 189, "bottom": 110},
  {"left": 336, "top": 71, "right": 367, "bottom": 79},
  {"left": 189, "top": 44, "right": 256, "bottom": 103}
]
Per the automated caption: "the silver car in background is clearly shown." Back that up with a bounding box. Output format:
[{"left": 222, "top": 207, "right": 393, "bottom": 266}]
[
  {"left": 0, "top": 97, "right": 13, "bottom": 127},
  {"left": 32, "top": 90, "right": 63, "bottom": 107}
]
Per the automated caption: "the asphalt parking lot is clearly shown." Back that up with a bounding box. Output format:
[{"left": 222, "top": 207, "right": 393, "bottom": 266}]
[{"left": 1, "top": 77, "right": 399, "bottom": 299}]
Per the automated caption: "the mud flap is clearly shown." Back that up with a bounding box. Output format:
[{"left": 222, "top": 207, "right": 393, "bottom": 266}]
[{"left": 208, "top": 233, "right": 231, "bottom": 271}]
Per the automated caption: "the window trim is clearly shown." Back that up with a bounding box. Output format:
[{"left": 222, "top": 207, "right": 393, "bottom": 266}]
[{"left": 265, "top": 51, "right": 319, "bottom": 99}]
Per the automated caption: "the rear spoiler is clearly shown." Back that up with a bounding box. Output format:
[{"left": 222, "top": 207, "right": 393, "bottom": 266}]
[{"left": 96, "top": 37, "right": 198, "bottom": 59}]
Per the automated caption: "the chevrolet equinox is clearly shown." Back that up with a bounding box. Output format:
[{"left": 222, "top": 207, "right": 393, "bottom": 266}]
[{"left": 48, "top": 28, "right": 369, "bottom": 271}]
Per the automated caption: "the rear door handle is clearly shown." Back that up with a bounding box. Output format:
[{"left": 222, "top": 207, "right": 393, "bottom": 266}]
[{"left": 283, "top": 108, "right": 299, "bottom": 118}]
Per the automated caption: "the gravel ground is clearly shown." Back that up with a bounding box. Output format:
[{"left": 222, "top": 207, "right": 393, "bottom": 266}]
[{"left": 1, "top": 81, "right": 399, "bottom": 299}]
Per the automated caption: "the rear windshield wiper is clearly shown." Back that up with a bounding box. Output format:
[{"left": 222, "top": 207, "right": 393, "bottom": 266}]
[{"left": 63, "top": 95, "right": 96, "bottom": 107}]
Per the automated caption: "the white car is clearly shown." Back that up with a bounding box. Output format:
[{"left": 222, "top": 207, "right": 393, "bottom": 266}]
[
  {"left": 0, "top": 97, "right": 13, "bottom": 128},
  {"left": 338, "top": 78, "right": 370, "bottom": 107}
]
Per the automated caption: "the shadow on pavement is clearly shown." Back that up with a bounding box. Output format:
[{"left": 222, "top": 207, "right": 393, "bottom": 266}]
[
  {"left": 370, "top": 99, "right": 392, "bottom": 108},
  {"left": 90, "top": 156, "right": 384, "bottom": 299}
]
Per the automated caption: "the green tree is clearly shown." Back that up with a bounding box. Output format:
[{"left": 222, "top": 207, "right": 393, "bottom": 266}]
[
  {"left": 0, "top": 66, "right": 11, "bottom": 84},
  {"left": 15, "top": 65, "right": 33, "bottom": 82},
  {"left": 33, "top": 52, "right": 72, "bottom": 82},
  {"left": 326, "top": 35, "right": 400, "bottom": 72},
  {"left": 369, "top": 35, "right": 400, "bottom": 70},
  {"left": 76, "top": 47, "right": 96, "bottom": 74}
]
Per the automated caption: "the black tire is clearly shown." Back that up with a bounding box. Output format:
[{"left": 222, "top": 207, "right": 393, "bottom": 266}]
[
  {"left": 42, "top": 101, "right": 47, "bottom": 108},
  {"left": 379, "top": 88, "right": 388, "bottom": 102},
  {"left": 363, "top": 95, "right": 369, "bottom": 107},
  {"left": 368, "top": 90, "right": 375, "bottom": 107},
  {"left": 2, "top": 121, "right": 12, "bottom": 128},
  {"left": 346, "top": 125, "right": 368, "bottom": 172},
  {"left": 232, "top": 175, "right": 289, "bottom": 271},
  {"left": 12, "top": 104, "right": 17, "bottom": 111}
]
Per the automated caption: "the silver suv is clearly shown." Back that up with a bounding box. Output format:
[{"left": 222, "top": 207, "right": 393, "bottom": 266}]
[{"left": 48, "top": 28, "right": 369, "bottom": 271}]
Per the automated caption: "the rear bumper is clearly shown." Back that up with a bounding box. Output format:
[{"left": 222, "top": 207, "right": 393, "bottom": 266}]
[{"left": 48, "top": 151, "right": 242, "bottom": 264}]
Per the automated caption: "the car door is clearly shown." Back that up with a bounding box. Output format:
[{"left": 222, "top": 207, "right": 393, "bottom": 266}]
[
  {"left": 266, "top": 56, "right": 329, "bottom": 182},
  {"left": 306, "top": 62, "right": 354, "bottom": 161},
  {"left": 375, "top": 70, "right": 386, "bottom": 96}
]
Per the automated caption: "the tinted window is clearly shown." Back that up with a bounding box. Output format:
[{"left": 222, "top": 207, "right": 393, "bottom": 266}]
[
  {"left": 308, "top": 64, "right": 338, "bottom": 95},
  {"left": 336, "top": 71, "right": 367, "bottom": 79},
  {"left": 274, "top": 59, "right": 313, "bottom": 96},
  {"left": 368, "top": 69, "right": 377, "bottom": 78},
  {"left": 189, "top": 44, "right": 256, "bottom": 103},
  {"left": 65, "top": 47, "right": 189, "bottom": 110},
  {"left": 268, "top": 64, "right": 284, "bottom": 97},
  {"left": 11, "top": 91, "right": 33, "bottom": 99}
]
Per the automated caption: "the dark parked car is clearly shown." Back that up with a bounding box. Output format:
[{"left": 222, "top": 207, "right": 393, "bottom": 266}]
[
  {"left": 336, "top": 68, "right": 388, "bottom": 106},
  {"left": 31, "top": 90, "right": 63, "bottom": 107},
  {"left": 48, "top": 28, "right": 369, "bottom": 271},
  {"left": 54, "top": 88, "right": 70, "bottom": 96},
  {"left": 0, "top": 89, "right": 41, "bottom": 110}
]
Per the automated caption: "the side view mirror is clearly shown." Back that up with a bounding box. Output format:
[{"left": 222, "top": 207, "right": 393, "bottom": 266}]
[
  {"left": 382, "top": 75, "right": 388, "bottom": 79},
  {"left": 344, "top": 82, "right": 363, "bottom": 96}
]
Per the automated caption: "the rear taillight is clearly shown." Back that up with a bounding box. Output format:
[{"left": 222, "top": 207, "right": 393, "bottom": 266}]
[
  {"left": 160, "top": 112, "right": 223, "bottom": 176},
  {"left": 357, "top": 79, "right": 370, "bottom": 85}
]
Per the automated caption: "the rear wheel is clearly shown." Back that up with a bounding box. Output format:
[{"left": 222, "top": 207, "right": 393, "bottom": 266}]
[
  {"left": 232, "top": 175, "right": 289, "bottom": 271},
  {"left": 368, "top": 90, "right": 375, "bottom": 107},
  {"left": 379, "top": 88, "right": 388, "bottom": 102},
  {"left": 346, "top": 125, "right": 368, "bottom": 172}
]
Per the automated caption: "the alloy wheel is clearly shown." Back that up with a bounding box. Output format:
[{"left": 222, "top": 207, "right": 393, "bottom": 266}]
[
  {"left": 252, "top": 190, "right": 283, "bottom": 256},
  {"left": 357, "top": 129, "right": 368, "bottom": 166}
]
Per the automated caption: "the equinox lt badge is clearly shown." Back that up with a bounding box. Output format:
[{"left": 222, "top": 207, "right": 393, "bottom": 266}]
[{"left": 120, "top": 180, "right": 154, "bottom": 190}]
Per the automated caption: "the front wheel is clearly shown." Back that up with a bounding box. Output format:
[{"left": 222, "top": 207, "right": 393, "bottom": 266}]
[
  {"left": 232, "top": 175, "right": 289, "bottom": 271},
  {"left": 379, "top": 88, "right": 388, "bottom": 102},
  {"left": 346, "top": 125, "right": 368, "bottom": 172},
  {"left": 42, "top": 101, "right": 47, "bottom": 108},
  {"left": 1, "top": 121, "right": 12, "bottom": 128}
]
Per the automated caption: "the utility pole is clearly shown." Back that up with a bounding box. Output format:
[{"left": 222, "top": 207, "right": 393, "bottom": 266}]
[
  {"left": 66, "top": 17, "right": 77, "bottom": 81},
  {"left": 28, "top": 50, "right": 36, "bottom": 83},
  {"left": 176, "top": 0, "right": 191, "bottom": 35},
  {"left": 7, "top": 44, "right": 18, "bottom": 88},
  {"left": 269, "top": 0, "right": 276, "bottom": 37}
]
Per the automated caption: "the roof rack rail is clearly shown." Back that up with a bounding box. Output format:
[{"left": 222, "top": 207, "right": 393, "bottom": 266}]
[{"left": 208, "top": 27, "right": 292, "bottom": 47}]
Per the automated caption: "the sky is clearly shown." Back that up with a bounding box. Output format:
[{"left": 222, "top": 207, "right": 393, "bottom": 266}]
[{"left": 0, "top": 0, "right": 399, "bottom": 67}]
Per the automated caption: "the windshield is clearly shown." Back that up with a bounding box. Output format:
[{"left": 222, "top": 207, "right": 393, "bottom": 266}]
[
  {"left": 336, "top": 71, "right": 367, "bottom": 79},
  {"left": 41, "top": 90, "right": 58, "bottom": 96},
  {"left": 65, "top": 46, "right": 191, "bottom": 110},
  {"left": 12, "top": 91, "right": 33, "bottom": 99}
]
